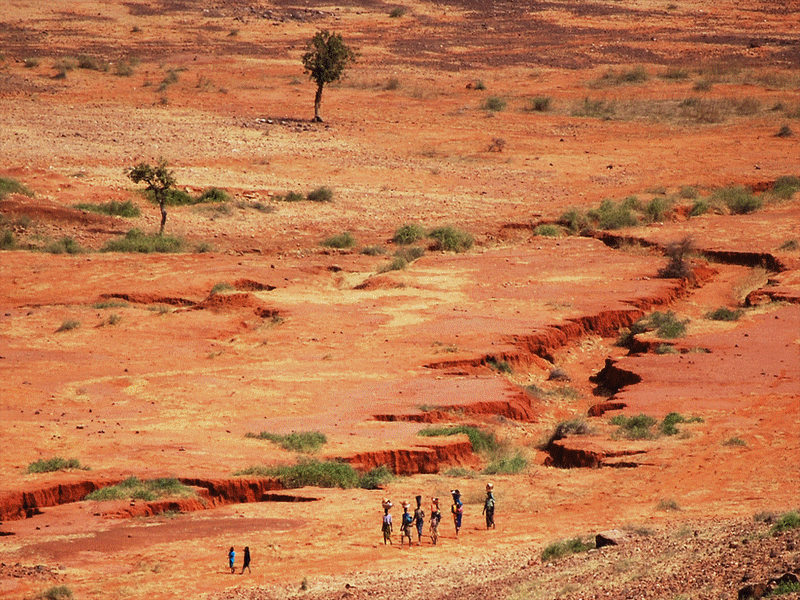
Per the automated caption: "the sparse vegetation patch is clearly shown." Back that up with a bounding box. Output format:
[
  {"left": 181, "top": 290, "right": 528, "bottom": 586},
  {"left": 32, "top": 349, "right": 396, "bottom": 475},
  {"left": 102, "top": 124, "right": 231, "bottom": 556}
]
[
  {"left": 75, "top": 199, "right": 141, "bottom": 217},
  {"left": 244, "top": 431, "right": 327, "bottom": 453},
  {"left": 102, "top": 229, "right": 184, "bottom": 253},
  {"left": 428, "top": 226, "right": 473, "bottom": 252},
  {"left": 541, "top": 537, "right": 595, "bottom": 562},
  {"left": 235, "top": 460, "right": 390, "bottom": 490},
  {"left": 321, "top": 231, "right": 356, "bottom": 249},
  {"left": 27, "top": 457, "right": 88, "bottom": 473},
  {"left": 85, "top": 476, "right": 196, "bottom": 502}
]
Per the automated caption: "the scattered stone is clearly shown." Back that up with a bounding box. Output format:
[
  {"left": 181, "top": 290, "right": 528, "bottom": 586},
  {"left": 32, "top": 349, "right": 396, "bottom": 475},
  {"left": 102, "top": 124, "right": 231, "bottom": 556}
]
[{"left": 596, "top": 529, "right": 628, "bottom": 548}]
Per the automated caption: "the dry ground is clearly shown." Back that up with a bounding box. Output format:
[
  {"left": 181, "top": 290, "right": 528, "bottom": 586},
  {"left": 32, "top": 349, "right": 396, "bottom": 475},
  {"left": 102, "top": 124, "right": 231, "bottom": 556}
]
[{"left": 1, "top": 0, "right": 799, "bottom": 599}]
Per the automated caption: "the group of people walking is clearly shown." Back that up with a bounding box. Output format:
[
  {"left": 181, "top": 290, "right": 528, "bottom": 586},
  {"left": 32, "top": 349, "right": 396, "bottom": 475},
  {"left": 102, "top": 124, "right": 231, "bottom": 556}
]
[
  {"left": 227, "top": 546, "right": 251, "bottom": 574},
  {"left": 381, "top": 484, "right": 496, "bottom": 547}
]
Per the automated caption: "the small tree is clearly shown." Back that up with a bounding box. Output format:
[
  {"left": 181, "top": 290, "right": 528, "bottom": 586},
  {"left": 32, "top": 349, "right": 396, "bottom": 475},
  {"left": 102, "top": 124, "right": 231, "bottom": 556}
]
[
  {"left": 127, "top": 159, "right": 176, "bottom": 235},
  {"left": 301, "top": 30, "right": 356, "bottom": 122}
]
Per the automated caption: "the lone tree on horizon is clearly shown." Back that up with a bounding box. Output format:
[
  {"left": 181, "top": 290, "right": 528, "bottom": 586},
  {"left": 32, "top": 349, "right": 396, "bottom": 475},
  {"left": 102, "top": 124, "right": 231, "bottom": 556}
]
[
  {"left": 127, "top": 158, "right": 176, "bottom": 235},
  {"left": 301, "top": 30, "right": 356, "bottom": 122}
]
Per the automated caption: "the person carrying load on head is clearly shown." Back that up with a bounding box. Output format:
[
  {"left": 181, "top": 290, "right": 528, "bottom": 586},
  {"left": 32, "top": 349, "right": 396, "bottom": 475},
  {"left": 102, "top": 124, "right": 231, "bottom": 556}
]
[
  {"left": 450, "top": 489, "right": 463, "bottom": 538},
  {"left": 413, "top": 495, "right": 425, "bottom": 545},
  {"left": 429, "top": 497, "right": 442, "bottom": 545},
  {"left": 381, "top": 498, "right": 394, "bottom": 545}
]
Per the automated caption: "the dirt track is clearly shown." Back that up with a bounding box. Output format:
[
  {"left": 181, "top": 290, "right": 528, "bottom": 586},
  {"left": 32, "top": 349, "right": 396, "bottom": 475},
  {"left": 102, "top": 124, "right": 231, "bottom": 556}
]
[{"left": 1, "top": 0, "right": 799, "bottom": 599}]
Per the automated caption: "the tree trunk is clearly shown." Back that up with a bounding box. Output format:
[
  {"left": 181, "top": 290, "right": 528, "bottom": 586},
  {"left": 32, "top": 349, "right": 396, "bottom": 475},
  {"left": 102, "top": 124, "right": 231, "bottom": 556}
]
[
  {"left": 159, "top": 202, "right": 167, "bottom": 236},
  {"left": 313, "top": 82, "right": 324, "bottom": 122}
]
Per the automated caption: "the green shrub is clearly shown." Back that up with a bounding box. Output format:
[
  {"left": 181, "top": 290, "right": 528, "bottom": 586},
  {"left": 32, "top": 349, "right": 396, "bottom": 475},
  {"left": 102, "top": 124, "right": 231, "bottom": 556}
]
[
  {"left": 650, "top": 311, "right": 688, "bottom": 338},
  {"left": 358, "top": 465, "right": 393, "bottom": 489},
  {"left": 197, "top": 187, "right": 230, "bottom": 203},
  {"left": 103, "top": 229, "right": 184, "bottom": 253},
  {"left": 428, "top": 226, "right": 473, "bottom": 252},
  {"left": 389, "top": 6, "right": 407, "bottom": 17},
  {"left": 24, "top": 57, "right": 40, "bottom": 68},
  {"left": 443, "top": 467, "right": 476, "bottom": 478},
  {"left": 656, "top": 498, "right": 681, "bottom": 511},
  {"left": 114, "top": 59, "right": 136, "bottom": 76},
  {"left": 34, "top": 585, "right": 73, "bottom": 600},
  {"left": 75, "top": 199, "right": 141, "bottom": 217},
  {"left": 660, "top": 412, "right": 686, "bottom": 436},
  {"left": 482, "top": 96, "right": 506, "bottom": 112},
  {"left": 27, "top": 457, "right": 86, "bottom": 473},
  {"left": 44, "top": 237, "right": 84, "bottom": 254},
  {"left": 307, "top": 186, "right": 334, "bottom": 202},
  {"left": 572, "top": 97, "right": 615, "bottom": 119},
  {"left": 487, "top": 356, "right": 513, "bottom": 374},
  {"left": 279, "top": 190, "right": 305, "bottom": 202},
  {"left": 776, "top": 124, "right": 793, "bottom": 138},
  {"left": 0, "top": 176, "right": 34, "bottom": 199},
  {"left": 643, "top": 197, "right": 672, "bottom": 223},
  {"left": 94, "top": 299, "right": 129, "bottom": 309},
  {"left": 679, "top": 185, "right": 698, "bottom": 199},
  {"left": 236, "top": 459, "right": 361, "bottom": 489},
  {"left": 0, "top": 229, "right": 16, "bottom": 249},
  {"left": 587, "top": 198, "right": 639, "bottom": 229},
  {"left": 770, "top": 581, "right": 800, "bottom": 596},
  {"left": 534, "top": 224, "right": 560, "bottom": 237},
  {"left": 145, "top": 187, "right": 194, "bottom": 206},
  {"left": 688, "top": 199, "right": 709, "bottom": 217},
  {"left": 706, "top": 307, "right": 743, "bottom": 321},
  {"left": 723, "top": 436, "right": 747, "bottom": 447},
  {"left": 418, "top": 425, "right": 498, "bottom": 454},
  {"left": 483, "top": 449, "right": 527, "bottom": 475},
  {"left": 558, "top": 207, "right": 591, "bottom": 234},
  {"left": 393, "top": 223, "right": 426, "bottom": 245},
  {"left": 713, "top": 186, "right": 762, "bottom": 215},
  {"left": 395, "top": 246, "right": 424, "bottom": 262},
  {"left": 770, "top": 511, "right": 800, "bottom": 535},
  {"left": 778, "top": 238, "right": 799, "bottom": 251},
  {"left": 772, "top": 176, "right": 800, "bottom": 199},
  {"left": 361, "top": 245, "right": 387, "bottom": 256},
  {"left": 210, "top": 281, "right": 235, "bottom": 295},
  {"left": 527, "top": 96, "right": 552, "bottom": 112},
  {"left": 85, "top": 476, "right": 195, "bottom": 501},
  {"left": 245, "top": 431, "right": 327, "bottom": 453},
  {"left": 473, "top": 80, "right": 486, "bottom": 90},
  {"left": 600, "top": 65, "right": 648, "bottom": 85},
  {"left": 611, "top": 414, "right": 657, "bottom": 439},
  {"left": 77, "top": 54, "right": 108, "bottom": 71},
  {"left": 321, "top": 231, "right": 356, "bottom": 249},
  {"left": 661, "top": 67, "right": 689, "bottom": 80},
  {"left": 654, "top": 343, "right": 678, "bottom": 355},
  {"left": 379, "top": 257, "right": 407, "bottom": 273},
  {"left": 541, "top": 537, "right": 594, "bottom": 562},
  {"left": 56, "top": 319, "right": 80, "bottom": 332}
]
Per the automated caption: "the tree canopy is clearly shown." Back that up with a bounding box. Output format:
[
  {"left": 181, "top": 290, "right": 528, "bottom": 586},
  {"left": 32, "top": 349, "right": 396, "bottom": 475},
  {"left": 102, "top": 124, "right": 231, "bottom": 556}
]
[
  {"left": 301, "top": 30, "right": 356, "bottom": 121},
  {"left": 127, "top": 159, "right": 176, "bottom": 235}
]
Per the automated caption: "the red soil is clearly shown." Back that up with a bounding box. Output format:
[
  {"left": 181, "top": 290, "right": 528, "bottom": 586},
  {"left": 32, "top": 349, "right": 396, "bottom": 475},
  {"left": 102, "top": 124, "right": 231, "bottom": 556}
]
[{"left": 1, "top": 1, "right": 798, "bottom": 599}]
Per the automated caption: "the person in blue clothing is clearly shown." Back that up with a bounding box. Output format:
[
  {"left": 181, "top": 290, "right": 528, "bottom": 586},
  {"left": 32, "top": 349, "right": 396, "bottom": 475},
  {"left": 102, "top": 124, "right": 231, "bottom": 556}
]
[
  {"left": 228, "top": 546, "right": 235, "bottom": 574},
  {"left": 400, "top": 501, "right": 414, "bottom": 548}
]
